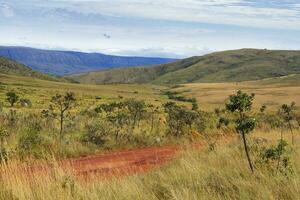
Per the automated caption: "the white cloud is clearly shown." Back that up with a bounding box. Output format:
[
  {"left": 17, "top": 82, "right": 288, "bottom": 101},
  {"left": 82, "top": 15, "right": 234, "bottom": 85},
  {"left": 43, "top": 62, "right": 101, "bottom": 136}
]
[
  {"left": 0, "top": 3, "right": 14, "bottom": 18},
  {"left": 0, "top": 0, "right": 300, "bottom": 57},
  {"left": 42, "top": 0, "right": 300, "bottom": 30}
]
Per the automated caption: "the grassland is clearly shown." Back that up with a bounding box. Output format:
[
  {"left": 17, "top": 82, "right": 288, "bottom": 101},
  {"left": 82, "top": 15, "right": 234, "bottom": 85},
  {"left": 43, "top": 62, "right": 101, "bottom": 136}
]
[
  {"left": 173, "top": 75, "right": 300, "bottom": 111},
  {"left": 71, "top": 49, "right": 300, "bottom": 85},
  {"left": 1, "top": 130, "right": 299, "bottom": 200},
  {"left": 1, "top": 71, "right": 300, "bottom": 200},
  {"left": 2, "top": 72, "right": 300, "bottom": 113},
  {"left": 0, "top": 73, "right": 167, "bottom": 110}
]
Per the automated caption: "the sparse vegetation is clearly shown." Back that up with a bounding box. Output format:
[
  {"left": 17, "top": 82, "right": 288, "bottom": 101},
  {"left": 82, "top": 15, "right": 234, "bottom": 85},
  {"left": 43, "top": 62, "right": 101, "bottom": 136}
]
[{"left": 0, "top": 69, "right": 300, "bottom": 200}]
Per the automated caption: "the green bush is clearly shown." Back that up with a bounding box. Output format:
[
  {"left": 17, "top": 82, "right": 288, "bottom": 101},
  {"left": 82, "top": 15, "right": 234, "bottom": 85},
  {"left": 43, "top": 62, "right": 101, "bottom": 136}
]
[
  {"left": 18, "top": 128, "right": 44, "bottom": 158},
  {"left": 82, "top": 120, "right": 111, "bottom": 146}
]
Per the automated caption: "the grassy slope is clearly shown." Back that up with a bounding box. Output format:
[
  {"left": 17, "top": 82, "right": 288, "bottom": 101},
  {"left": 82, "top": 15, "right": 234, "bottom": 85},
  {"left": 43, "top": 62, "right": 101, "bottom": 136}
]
[
  {"left": 0, "top": 56, "right": 64, "bottom": 82},
  {"left": 70, "top": 56, "right": 200, "bottom": 84},
  {"left": 0, "top": 73, "right": 167, "bottom": 110},
  {"left": 71, "top": 49, "right": 300, "bottom": 85}
]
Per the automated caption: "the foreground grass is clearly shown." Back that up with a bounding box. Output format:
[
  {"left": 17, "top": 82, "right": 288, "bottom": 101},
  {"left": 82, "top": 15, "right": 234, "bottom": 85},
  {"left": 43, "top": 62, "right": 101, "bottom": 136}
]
[{"left": 0, "top": 130, "right": 299, "bottom": 200}]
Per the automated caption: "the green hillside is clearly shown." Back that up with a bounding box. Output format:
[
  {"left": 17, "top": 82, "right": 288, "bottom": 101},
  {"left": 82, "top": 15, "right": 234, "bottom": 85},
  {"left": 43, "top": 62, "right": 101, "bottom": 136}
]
[
  {"left": 70, "top": 49, "right": 300, "bottom": 85},
  {"left": 0, "top": 56, "right": 64, "bottom": 82}
]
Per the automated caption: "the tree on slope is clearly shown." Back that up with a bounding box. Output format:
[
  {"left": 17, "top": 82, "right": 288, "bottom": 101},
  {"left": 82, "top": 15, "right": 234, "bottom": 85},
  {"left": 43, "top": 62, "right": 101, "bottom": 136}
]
[{"left": 226, "top": 90, "right": 256, "bottom": 172}]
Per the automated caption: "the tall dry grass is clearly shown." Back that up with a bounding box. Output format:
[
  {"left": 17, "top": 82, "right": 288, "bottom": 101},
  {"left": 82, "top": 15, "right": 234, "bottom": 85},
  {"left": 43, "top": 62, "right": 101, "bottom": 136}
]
[{"left": 0, "top": 129, "right": 299, "bottom": 200}]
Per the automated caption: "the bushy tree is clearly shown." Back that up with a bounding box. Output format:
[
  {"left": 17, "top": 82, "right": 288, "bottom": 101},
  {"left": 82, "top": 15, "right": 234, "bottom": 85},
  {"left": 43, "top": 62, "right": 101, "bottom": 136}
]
[
  {"left": 95, "top": 101, "right": 131, "bottom": 142},
  {"left": 6, "top": 91, "right": 19, "bottom": 107},
  {"left": 164, "top": 102, "right": 198, "bottom": 137},
  {"left": 226, "top": 90, "right": 256, "bottom": 172},
  {"left": 48, "top": 92, "right": 76, "bottom": 140},
  {"left": 124, "top": 99, "right": 146, "bottom": 129}
]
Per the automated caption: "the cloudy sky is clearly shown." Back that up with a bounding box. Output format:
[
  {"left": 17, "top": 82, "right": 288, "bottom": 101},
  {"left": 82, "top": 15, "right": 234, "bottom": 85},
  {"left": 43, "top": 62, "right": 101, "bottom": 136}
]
[{"left": 0, "top": 0, "right": 300, "bottom": 58}]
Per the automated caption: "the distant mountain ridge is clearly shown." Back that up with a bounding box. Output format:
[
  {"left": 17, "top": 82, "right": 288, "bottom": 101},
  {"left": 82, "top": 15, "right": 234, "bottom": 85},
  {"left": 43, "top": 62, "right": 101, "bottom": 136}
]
[
  {"left": 70, "top": 49, "right": 300, "bottom": 85},
  {"left": 0, "top": 46, "right": 176, "bottom": 75}
]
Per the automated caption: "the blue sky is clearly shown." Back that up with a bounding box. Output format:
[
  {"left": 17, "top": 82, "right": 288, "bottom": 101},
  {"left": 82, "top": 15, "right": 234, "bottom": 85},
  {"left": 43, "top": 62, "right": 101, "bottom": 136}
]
[{"left": 0, "top": 0, "right": 300, "bottom": 58}]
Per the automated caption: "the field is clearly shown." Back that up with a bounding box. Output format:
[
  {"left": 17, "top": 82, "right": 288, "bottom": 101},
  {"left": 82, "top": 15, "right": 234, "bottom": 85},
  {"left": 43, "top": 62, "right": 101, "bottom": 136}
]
[
  {"left": 0, "top": 73, "right": 169, "bottom": 112},
  {"left": 174, "top": 76, "right": 300, "bottom": 111},
  {"left": 0, "top": 73, "right": 300, "bottom": 200}
]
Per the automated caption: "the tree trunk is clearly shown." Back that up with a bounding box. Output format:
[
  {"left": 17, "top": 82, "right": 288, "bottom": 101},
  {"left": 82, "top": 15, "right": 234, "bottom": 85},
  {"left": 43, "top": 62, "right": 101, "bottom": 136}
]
[
  {"left": 277, "top": 127, "right": 284, "bottom": 171},
  {"left": 241, "top": 131, "right": 254, "bottom": 172},
  {"left": 287, "top": 122, "right": 294, "bottom": 145},
  {"left": 60, "top": 112, "right": 64, "bottom": 140}
]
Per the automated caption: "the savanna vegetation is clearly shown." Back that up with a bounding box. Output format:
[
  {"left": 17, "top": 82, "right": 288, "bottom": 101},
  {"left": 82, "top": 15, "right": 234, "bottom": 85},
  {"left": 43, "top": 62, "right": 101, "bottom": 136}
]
[{"left": 0, "top": 71, "right": 300, "bottom": 199}]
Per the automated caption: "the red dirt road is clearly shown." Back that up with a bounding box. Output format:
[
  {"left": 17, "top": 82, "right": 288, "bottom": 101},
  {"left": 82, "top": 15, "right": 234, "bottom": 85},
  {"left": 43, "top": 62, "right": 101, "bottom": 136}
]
[
  {"left": 17, "top": 137, "right": 231, "bottom": 180},
  {"left": 65, "top": 145, "right": 180, "bottom": 178},
  {"left": 20, "top": 145, "right": 183, "bottom": 180}
]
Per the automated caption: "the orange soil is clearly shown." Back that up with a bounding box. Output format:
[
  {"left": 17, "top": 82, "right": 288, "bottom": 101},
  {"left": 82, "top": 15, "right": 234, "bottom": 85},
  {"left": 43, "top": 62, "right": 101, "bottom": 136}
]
[{"left": 20, "top": 145, "right": 183, "bottom": 181}]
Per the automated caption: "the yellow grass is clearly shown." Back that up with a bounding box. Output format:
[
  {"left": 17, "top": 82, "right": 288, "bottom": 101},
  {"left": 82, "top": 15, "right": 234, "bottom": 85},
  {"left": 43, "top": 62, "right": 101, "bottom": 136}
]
[
  {"left": 0, "top": 129, "right": 299, "bottom": 200},
  {"left": 176, "top": 81, "right": 300, "bottom": 111}
]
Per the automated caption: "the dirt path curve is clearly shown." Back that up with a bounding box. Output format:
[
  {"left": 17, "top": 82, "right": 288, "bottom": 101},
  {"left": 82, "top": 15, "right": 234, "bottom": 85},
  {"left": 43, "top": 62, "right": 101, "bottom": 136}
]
[
  {"left": 23, "top": 136, "right": 231, "bottom": 180},
  {"left": 63, "top": 145, "right": 181, "bottom": 178}
]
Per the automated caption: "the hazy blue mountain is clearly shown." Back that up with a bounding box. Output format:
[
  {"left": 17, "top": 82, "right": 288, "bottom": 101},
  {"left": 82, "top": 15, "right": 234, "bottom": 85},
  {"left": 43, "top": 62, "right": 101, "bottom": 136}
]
[{"left": 0, "top": 46, "right": 176, "bottom": 75}]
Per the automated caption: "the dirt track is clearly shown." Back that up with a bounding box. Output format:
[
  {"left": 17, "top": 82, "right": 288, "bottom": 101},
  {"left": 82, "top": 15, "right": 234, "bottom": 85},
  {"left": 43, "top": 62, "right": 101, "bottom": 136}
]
[
  {"left": 65, "top": 145, "right": 180, "bottom": 178},
  {"left": 20, "top": 145, "right": 182, "bottom": 180}
]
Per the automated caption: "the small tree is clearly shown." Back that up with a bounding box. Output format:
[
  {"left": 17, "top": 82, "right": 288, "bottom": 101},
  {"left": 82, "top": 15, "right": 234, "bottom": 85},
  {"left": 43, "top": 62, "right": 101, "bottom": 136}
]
[
  {"left": 280, "top": 102, "right": 296, "bottom": 144},
  {"left": 48, "top": 92, "right": 76, "bottom": 140},
  {"left": 124, "top": 99, "right": 146, "bottom": 129},
  {"left": 6, "top": 92, "right": 19, "bottom": 107},
  {"left": 164, "top": 102, "right": 198, "bottom": 137},
  {"left": 226, "top": 90, "right": 256, "bottom": 172}
]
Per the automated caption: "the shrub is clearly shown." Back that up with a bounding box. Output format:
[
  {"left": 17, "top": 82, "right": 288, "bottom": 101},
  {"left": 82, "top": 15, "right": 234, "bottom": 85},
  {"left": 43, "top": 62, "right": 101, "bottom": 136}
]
[
  {"left": 18, "top": 128, "right": 43, "bottom": 158},
  {"left": 6, "top": 91, "right": 19, "bottom": 107},
  {"left": 82, "top": 121, "right": 111, "bottom": 146},
  {"left": 254, "top": 140, "right": 293, "bottom": 175}
]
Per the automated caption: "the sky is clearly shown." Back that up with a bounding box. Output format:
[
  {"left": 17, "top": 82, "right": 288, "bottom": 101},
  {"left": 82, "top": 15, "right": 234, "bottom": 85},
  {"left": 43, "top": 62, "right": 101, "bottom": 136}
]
[{"left": 0, "top": 0, "right": 300, "bottom": 58}]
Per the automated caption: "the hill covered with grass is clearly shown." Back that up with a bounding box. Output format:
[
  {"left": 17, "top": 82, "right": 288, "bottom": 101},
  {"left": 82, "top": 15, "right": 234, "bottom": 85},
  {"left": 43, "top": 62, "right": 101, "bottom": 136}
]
[
  {"left": 71, "top": 49, "right": 300, "bottom": 85},
  {"left": 0, "top": 56, "right": 63, "bottom": 82}
]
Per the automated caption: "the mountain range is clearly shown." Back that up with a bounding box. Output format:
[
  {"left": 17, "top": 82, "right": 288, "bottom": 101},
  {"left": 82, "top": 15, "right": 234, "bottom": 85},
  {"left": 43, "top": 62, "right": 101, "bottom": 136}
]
[{"left": 0, "top": 46, "right": 176, "bottom": 75}]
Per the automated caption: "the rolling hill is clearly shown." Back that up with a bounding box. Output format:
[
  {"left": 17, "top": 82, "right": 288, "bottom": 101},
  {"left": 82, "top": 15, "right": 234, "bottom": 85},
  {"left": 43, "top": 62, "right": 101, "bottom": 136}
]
[
  {"left": 0, "top": 46, "right": 176, "bottom": 75},
  {"left": 70, "top": 49, "right": 300, "bottom": 85},
  {"left": 0, "top": 56, "right": 63, "bottom": 82}
]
